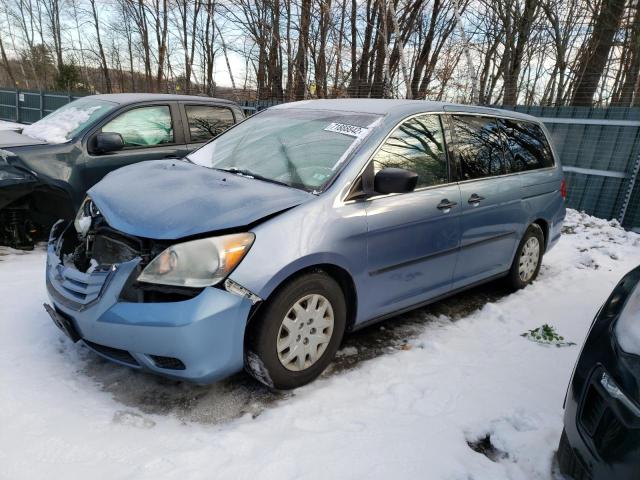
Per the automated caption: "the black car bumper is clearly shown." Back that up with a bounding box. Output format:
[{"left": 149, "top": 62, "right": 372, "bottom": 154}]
[{"left": 559, "top": 267, "right": 640, "bottom": 480}]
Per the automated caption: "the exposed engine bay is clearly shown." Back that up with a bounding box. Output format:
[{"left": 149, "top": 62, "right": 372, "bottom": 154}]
[{"left": 53, "top": 207, "right": 203, "bottom": 303}]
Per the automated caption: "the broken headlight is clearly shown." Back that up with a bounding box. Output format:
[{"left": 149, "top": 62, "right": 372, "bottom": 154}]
[
  {"left": 137, "top": 233, "right": 255, "bottom": 288},
  {"left": 614, "top": 281, "right": 640, "bottom": 356},
  {"left": 74, "top": 196, "right": 100, "bottom": 237},
  {"left": 0, "top": 169, "right": 29, "bottom": 181},
  {"left": 0, "top": 154, "right": 33, "bottom": 181}
]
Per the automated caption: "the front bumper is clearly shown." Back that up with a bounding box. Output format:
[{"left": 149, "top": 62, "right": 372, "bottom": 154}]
[
  {"left": 45, "top": 234, "right": 253, "bottom": 384},
  {"left": 560, "top": 268, "right": 640, "bottom": 479}
]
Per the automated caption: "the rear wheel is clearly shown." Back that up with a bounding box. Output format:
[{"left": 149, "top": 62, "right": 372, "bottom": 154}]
[
  {"left": 245, "top": 271, "right": 346, "bottom": 390},
  {"left": 506, "top": 223, "right": 544, "bottom": 290}
]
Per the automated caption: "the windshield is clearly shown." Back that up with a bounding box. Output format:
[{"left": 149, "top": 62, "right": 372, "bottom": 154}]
[
  {"left": 187, "top": 108, "right": 381, "bottom": 191},
  {"left": 21, "top": 98, "right": 117, "bottom": 144}
]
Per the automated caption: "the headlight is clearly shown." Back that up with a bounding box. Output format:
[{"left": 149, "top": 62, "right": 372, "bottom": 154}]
[
  {"left": 0, "top": 149, "right": 16, "bottom": 161},
  {"left": 615, "top": 281, "right": 640, "bottom": 355},
  {"left": 0, "top": 169, "right": 27, "bottom": 181},
  {"left": 137, "top": 233, "right": 255, "bottom": 288},
  {"left": 74, "top": 197, "right": 99, "bottom": 237}
]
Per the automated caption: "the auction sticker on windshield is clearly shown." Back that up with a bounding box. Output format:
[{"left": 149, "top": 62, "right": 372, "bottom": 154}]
[{"left": 324, "top": 122, "right": 369, "bottom": 138}]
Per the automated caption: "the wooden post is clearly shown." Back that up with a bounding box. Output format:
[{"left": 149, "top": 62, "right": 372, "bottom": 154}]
[{"left": 15, "top": 89, "right": 20, "bottom": 123}]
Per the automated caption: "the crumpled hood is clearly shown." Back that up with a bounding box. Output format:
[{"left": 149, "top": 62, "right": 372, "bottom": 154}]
[
  {"left": 89, "top": 159, "right": 314, "bottom": 240},
  {"left": 0, "top": 130, "right": 46, "bottom": 148}
]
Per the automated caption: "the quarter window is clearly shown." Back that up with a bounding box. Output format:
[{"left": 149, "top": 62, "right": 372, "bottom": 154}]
[
  {"left": 372, "top": 114, "right": 448, "bottom": 189},
  {"left": 102, "top": 105, "right": 173, "bottom": 147},
  {"left": 451, "top": 116, "right": 504, "bottom": 180},
  {"left": 185, "top": 105, "right": 235, "bottom": 142},
  {"left": 499, "top": 119, "right": 554, "bottom": 172}
]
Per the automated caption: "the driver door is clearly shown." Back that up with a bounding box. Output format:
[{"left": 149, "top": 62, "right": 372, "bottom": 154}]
[
  {"left": 81, "top": 102, "right": 189, "bottom": 192},
  {"left": 361, "top": 114, "right": 462, "bottom": 321}
]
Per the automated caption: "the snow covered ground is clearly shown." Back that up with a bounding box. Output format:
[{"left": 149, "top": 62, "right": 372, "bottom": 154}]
[{"left": 1, "top": 209, "right": 639, "bottom": 480}]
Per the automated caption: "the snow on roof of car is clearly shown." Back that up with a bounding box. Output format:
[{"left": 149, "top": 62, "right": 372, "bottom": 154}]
[
  {"left": 272, "top": 99, "right": 541, "bottom": 123},
  {"left": 0, "top": 120, "right": 24, "bottom": 131}
]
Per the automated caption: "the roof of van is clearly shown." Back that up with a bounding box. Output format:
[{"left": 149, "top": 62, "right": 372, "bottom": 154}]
[
  {"left": 86, "top": 93, "right": 238, "bottom": 106},
  {"left": 272, "top": 99, "right": 540, "bottom": 122}
]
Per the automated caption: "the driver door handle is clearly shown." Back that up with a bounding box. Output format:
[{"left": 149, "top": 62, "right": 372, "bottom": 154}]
[
  {"left": 468, "top": 193, "right": 485, "bottom": 205},
  {"left": 437, "top": 199, "right": 458, "bottom": 211}
]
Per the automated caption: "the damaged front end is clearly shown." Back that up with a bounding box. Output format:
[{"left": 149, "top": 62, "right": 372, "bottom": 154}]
[
  {"left": 0, "top": 148, "right": 74, "bottom": 250},
  {"left": 0, "top": 149, "right": 39, "bottom": 249},
  {"left": 52, "top": 200, "right": 204, "bottom": 304},
  {"left": 46, "top": 199, "right": 259, "bottom": 383},
  {"left": 53, "top": 197, "right": 262, "bottom": 305}
]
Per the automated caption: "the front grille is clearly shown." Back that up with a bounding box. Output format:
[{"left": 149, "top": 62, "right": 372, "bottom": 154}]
[
  {"left": 557, "top": 430, "right": 592, "bottom": 480},
  {"left": 51, "top": 263, "right": 110, "bottom": 308},
  {"left": 149, "top": 355, "right": 186, "bottom": 370},
  {"left": 579, "top": 376, "right": 634, "bottom": 463},
  {"left": 581, "top": 386, "right": 607, "bottom": 435},
  {"left": 84, "top": 340, "right": 139, "bottom": 366},
  {"left": 593, "top": 409, "right": 627, "bottom": 461}
]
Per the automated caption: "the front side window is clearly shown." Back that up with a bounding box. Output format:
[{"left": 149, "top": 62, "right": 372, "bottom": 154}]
[
  {"left": 372, "top": 114, "right": 448, "bottom": 189},
  {"left": 21, "top": 98, "right": 117, "bottom": 144},
  {"left": 188, "top": 108, "right": 381, "bottom": 191},
  {"left": 499, "top": 119, "right": 555, "bottom": 172},
  {"left": 185, "top": 105, "right": 235, "bottom": 142},
  {"left": 102, "top": 105, "right": 173, "bottom": 148},
  {"left": 451, "top": 115, "right": 504, "bottom": 180}
]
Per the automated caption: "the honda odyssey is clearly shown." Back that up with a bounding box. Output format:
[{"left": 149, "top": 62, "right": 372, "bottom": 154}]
[{"left": 45, "top": 99, "right": 566, "bottom": 389}]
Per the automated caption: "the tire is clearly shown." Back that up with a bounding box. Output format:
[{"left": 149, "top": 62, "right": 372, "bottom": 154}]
[
  {"left": 245, "top": 271, "right": 347, "bottom": 390},
  {"left": 506, "top": 223, "right": 544, "bottom": 290}
]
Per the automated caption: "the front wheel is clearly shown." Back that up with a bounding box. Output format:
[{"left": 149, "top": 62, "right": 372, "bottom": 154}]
[
  {"left": 506, "top": 223, "right": 544, "bottom": 290},
  {"left": 245, "top": 271, "right": 347, "bottom": 390}
]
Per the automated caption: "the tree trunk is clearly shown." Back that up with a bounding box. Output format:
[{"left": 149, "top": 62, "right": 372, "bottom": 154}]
[
  {"left": 268, "top": 0, "right": 284, "bottom": 100},
  {"left": 293, "top": 0, "right": 311, "bottom": 100},
  {"left": 0, "top": 36, "right": 16, "bottom": 85},
  {"left": 570, "top": 0, "right": 627, "bottom": 106},
  {"left": 90, "top": 0, "right": 112, "bottom": 93},
  {"left": 613, "top": 3, "right": 640, "bottom": 106}
]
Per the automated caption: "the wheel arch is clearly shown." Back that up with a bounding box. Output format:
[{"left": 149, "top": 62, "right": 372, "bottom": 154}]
[
  {"left": 245, "top": 262, "right": 359, "bottom": 338},
  {"left": 531, "top": 218, "right": 549, "bottom": 250}
]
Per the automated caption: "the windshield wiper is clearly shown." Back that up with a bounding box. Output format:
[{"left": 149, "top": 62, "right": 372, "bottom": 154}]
[{"left": 215, "top": 167, "right": 293, "bottom": 189}]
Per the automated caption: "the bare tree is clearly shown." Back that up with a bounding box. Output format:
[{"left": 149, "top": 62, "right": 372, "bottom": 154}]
[
  {"left": 89, "top": 0, "right": 112, "bottom": 92},
  {"left": 293, "top": 0, "right": 311, "bottom": 99},
  {"left": 570, "top": 0, "right": 627, "bottom": 106}
]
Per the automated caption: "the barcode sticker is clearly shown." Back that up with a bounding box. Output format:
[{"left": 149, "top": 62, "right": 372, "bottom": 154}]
[{"left": 324, "top": 122, "right": 369, "bottom": 138}]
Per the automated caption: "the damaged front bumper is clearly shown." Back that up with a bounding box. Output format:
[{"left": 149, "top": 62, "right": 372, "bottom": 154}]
[
  {"left": 45, "top": 222, "right": 255, "bottom": 384},
  {"left": 0, "top": 151, "right": 38, "bottom": 209}
]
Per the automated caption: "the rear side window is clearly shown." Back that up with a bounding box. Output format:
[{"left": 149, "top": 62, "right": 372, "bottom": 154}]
[
  {"left": 451, "top": 116, "right": 504, "bottom": 180},
  {"left": 185, "top": 105, "right": 235, "bottom": 142},
  {"left": 372, "top": 114, "right": 448, "bottom": 189},
  {"left": 499, "top": 119, "right": 554, "bottom": 172}
]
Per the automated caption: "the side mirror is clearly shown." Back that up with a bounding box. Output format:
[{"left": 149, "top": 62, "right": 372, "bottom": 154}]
[
  {"left": 374, "top": 167, "right": 418, "bottom": 195},
  {"left": 95, "top": 132, "right": 124, "bottom": 154}
]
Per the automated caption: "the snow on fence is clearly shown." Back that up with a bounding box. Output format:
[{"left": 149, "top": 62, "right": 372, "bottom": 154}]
[{"left": 0, "top": 88, "right": 639, "bottom": 230}]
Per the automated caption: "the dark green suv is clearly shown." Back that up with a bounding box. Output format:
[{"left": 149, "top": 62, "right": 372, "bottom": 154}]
[{"left": 0, "top": 93, "right": 243, "bottom": 249}]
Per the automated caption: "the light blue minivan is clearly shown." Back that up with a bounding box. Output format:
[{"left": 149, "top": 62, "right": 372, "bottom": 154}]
[{"left": 45, "top": 100, "right": 566, "bottom": 389}]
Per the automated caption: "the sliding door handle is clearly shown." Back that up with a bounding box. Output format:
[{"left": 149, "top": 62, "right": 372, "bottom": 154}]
[{"left": 437, "top": 199, "right": 458, "bottom": 211}]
